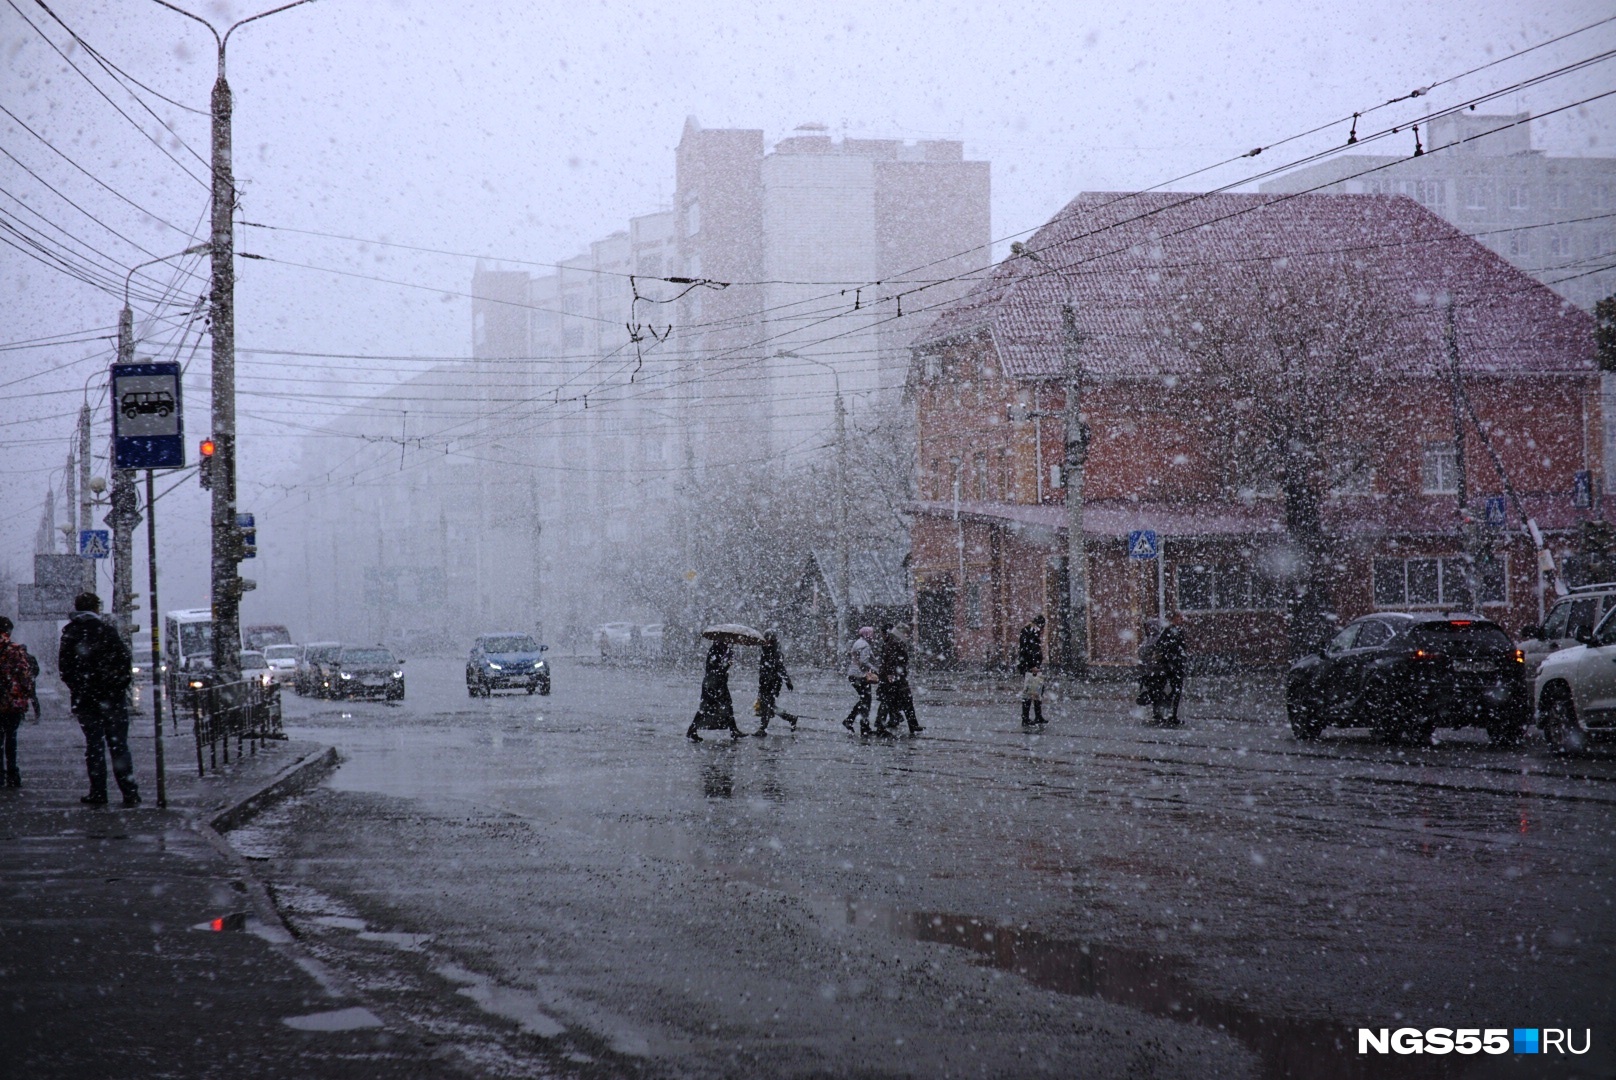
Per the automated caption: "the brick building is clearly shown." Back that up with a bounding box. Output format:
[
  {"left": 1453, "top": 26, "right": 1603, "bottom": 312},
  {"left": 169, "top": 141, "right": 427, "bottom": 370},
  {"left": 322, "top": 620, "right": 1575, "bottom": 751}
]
[{"left": 909, "top": 192, "right": 1602, "bottom": 670}]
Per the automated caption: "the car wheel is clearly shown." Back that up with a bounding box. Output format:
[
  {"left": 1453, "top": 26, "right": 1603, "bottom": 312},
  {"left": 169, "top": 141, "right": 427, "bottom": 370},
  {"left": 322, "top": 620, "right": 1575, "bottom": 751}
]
[
  {"left": 1541, "top": 687, "right": 1586, "bottom": 753},
  {"left": 1286, "top": 696, "right": 1323, "bottom": 741},
  {"left": 1365, "top": 683, "right": 1408, "bottom": 744},
  {"left": 525, "top": 682, "right": 537, "bottom": 695},
  {"left": 539, "top": 679, "right": 551, "bottom": 696}
]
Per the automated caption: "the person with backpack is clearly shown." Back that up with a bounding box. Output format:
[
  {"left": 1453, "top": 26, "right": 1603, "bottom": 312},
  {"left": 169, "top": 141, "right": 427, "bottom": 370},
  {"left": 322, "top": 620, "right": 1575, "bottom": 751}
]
[
  {"left": 0, "top": 616, "right": 35, "bottom": 787},
  {"left": 1017, "top": 615, "right": 1047, "bottom": 727},
  {"left": 58, "top": 593, "right": 140, "bottom": 806},
  {"left": 843, "top": 626, "right": 877, "bottom": 737}
]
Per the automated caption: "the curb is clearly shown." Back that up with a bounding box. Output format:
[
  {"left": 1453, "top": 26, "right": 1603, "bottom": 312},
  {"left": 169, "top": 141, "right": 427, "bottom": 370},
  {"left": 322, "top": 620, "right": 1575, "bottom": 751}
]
[{"left": 208, "top": 744, "right": 341, "bottom": 833}]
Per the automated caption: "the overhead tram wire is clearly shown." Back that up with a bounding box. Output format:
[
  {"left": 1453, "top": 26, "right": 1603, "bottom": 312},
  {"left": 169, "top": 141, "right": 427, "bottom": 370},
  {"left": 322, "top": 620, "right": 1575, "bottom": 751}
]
[
  {"left": 29, "top": 0, "right": 208, "bottom": 117},
  {"left": 260, "top": 78, "right": 1616, "bottom": 495},
  {"left": 0, "top": 102, "right": 195, "bottom": 236},
  {"left": 0, "top": 143, "right": 185, "bottom": 265},
  {"left": 3, "top": 0, "right": 210, "bottom": 188},
  {"left": 0, "top": 195, "right": 180, "bottom": 300}
]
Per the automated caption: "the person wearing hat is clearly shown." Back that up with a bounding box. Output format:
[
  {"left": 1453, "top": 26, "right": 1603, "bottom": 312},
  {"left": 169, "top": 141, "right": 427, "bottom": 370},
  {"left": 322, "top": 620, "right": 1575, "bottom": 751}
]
[
  {"left": 0, "top": 616, "right": 35, "bottom": 786},
  {"left": 752, "top": 630, "right": 799, "bottom": 736},
  {"left": 58, "top": 592, "right": 140, "bottom": 806}
]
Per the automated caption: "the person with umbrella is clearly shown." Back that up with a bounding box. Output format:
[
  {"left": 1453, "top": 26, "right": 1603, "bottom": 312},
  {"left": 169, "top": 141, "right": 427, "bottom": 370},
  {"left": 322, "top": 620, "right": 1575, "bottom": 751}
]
[
  {"left": 686, "top": 625, "right": 759, "bottom": 741},
  {"left": 752, "top": 630, "right": 799, "bottom": 736}
]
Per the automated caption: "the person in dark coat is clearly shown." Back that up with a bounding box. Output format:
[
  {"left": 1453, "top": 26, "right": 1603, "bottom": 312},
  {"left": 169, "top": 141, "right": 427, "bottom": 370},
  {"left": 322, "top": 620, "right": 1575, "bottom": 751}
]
[
  {"left": 687, "top": 639, "right": 744, "bottom": 742},
  {"left": 1140, "top": 615, "right": 1188, "bottom": 726},
  {"left": 20, "top": 644, "right": 41, "bottom": 721},
  {"left": 753, "top": 631, "right": 799, "bottom": 736},
  {"left": 0, "top": 617, "right": 35, "bottom": 786},
  {"left": 873, "top": 624, "right": 923, "bottom": 736},
  {"left": 58, "top": 593, "right": 140, "bottom": 805},
  {"left": 1017, "top": 615, "right": 1046, "bottom": 726}
]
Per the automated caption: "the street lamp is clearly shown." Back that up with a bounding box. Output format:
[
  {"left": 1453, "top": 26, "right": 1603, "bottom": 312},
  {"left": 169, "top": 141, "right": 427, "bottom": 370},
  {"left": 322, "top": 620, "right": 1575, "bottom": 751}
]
[
  {"left": 147, "top": 0, "right": 318, "bottom": 685},
  {"left": 774, "top": 350, "right": 850, "bottom": 667}
]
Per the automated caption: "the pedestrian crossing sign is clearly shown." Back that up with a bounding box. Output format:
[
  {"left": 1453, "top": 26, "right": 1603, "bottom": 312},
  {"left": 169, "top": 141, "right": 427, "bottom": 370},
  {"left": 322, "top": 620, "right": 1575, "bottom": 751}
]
[
  {"left": 79, "top": 529, "right": 110, "bottom": 559},
  {"left": 1127, "top": 529, "right": 1158, "bottom": 560}
]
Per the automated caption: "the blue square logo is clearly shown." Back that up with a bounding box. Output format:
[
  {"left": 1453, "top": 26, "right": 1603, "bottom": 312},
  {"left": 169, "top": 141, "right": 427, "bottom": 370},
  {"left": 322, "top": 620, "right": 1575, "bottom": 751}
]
[{"left": 1513, "top": 1028, "right": 1539, "bottom": 1054}]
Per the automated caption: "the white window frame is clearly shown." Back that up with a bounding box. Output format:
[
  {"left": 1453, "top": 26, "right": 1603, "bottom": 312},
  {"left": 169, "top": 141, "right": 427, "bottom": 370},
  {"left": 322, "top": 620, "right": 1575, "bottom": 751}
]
[
  {"left": 1420, "top": 443, "right": 1460, "bottom": 495},
  {"left": 1372, "top": 555, "right": 1508, "bottom": 608}
]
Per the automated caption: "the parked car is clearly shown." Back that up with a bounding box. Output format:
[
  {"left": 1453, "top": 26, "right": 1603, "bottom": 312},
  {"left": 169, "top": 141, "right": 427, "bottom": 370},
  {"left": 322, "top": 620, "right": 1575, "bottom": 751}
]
[
  {"left": 1287, "top": 613, "right": 1529, "bottom": 746},
  {"left": 467, "top": 633, "right": 550, "bottom": 697},
  {"left": 1534, "top": 606, "right": 1616, "bottom": 751},
  {"left": 328, "top": 645, "right": 405, "bottom": 701},
  {"left": 639, "top": 622, "right": 665, "bottom": 661},
  {"left": 296, "top": 641, "right": 342, "bottom": 697},
  {"left": 1518, "top": 582, "right": 1616, "bottom": 678},
  {"left": 594, "top": 622, "right": 636, "bottom": 658},
  {"left": 243, "top": 623, "right": 293, "bottom": 652},
  {"left": 239, "top": 650, "right": 276, "bottom": 690},
  {"left": 262, "top": 643, "right": 300, "bottom": 686}
]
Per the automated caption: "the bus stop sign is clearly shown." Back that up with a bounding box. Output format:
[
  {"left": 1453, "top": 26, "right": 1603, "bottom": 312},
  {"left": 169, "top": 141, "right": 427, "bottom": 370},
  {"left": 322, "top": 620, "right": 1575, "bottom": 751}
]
[{"left": 112, "top": 362, "right": 184, "bottom": 469}]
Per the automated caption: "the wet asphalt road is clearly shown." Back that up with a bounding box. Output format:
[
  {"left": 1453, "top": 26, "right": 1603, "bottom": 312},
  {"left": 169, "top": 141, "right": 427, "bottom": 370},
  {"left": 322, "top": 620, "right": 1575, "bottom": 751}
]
[{"left": 235, "top": 657, "right": 1616, "bottom": 1079}]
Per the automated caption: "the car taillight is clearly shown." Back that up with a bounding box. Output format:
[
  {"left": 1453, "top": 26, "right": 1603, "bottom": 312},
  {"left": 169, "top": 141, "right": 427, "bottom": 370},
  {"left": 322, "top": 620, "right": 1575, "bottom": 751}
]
[
  {"left": 1514, "top": 649, "right": 1525, "bottom": 664},
  {"left": 1448, "top": 620, "right": 1472, "bottom": 627},
  {"left": 1411, "top": 648, "right": 1440, "bottom": 661}
]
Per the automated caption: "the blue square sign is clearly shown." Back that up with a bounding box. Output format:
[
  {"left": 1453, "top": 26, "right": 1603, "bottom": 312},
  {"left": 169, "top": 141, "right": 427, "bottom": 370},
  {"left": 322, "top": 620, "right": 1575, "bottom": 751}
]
[
  {"left": 78, "top": 530, "right": 110, "bottom": 559},
  {"left": 1128, "top": 530, "right": 1158, "bottom": 560},
  {"left": 112, "top": 362, "right": 184, "bottom": 470}
]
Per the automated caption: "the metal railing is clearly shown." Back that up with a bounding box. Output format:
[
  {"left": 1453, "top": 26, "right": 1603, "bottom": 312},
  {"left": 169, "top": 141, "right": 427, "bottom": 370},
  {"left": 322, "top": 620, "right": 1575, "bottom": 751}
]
[{"left": 192, "top": 677, "right": 284, "bottom": 775}]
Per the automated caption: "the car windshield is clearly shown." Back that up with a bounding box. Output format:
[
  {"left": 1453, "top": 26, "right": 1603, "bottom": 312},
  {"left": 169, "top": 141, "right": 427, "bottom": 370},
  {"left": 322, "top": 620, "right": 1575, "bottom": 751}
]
[
  {"left": 341, "top": 649, "right": 394, "bottom": 665},
  {"left": 1409, "top": 621, "right": 1512, "bottom": 653},
  {"left": 264, "top": 645, "right": 300, "bottom": 660},
  {"left": 179, "top": 622, "right": 212, "bottom": 657},
  {"left": 239, "top": 651, "right": 266, "bottom": 670},
  {"left": 482, "top": 636, "right": 538, "bottom": 653},
  {"left": 309, "top": 645, "right": 341, "bottom": 661}
]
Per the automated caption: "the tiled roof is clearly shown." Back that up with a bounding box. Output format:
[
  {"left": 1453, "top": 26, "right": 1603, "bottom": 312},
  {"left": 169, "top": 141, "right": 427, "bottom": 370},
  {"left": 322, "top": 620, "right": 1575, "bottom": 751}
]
[{"left": 918, "top": 192, "right": 1596, "bottom": 379}]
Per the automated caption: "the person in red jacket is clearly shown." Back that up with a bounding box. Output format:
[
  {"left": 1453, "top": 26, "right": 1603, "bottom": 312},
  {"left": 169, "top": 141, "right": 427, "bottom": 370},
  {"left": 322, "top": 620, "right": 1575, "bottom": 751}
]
[{"left": 0, "top": 616, "right": 36, "bottom": 787}]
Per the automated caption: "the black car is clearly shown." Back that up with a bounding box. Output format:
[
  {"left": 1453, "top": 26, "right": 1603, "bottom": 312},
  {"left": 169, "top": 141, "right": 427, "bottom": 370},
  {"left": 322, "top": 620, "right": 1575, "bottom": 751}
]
[
  {"left": 466, "top": 633, "right": 550, "bottom": 697},
  {"left": 328, "top": 645, "right": 406, "bottom": 701},
  {"left": 1286, "top": 613, "right": 1528, "bottom": 746}
]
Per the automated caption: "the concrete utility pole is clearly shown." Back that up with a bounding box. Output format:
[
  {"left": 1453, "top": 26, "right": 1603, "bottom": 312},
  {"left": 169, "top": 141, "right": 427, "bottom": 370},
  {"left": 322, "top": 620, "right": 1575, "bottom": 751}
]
[
  {"left": 1060, "top": 306, "right": 1090, "bottom": 677},
  {"left": 78, "top": 404, "right": 93, "bottom": 592},
  {"left": 834, "top": 390, "right": 851, "bottom": 668},
  {"left": 152, "top": 0, "right": 317, "bottom": 685},
  {"left": 1445, "top": 302, "right": 1481, "bottom": 610},
  {"left": 110, "top": 309, "right": 139, "bottom": 646}
]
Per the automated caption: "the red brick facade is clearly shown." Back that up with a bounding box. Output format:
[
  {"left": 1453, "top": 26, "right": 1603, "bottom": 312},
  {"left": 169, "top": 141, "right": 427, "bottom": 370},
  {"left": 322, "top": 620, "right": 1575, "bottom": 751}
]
[{"left": 908, "top": 193, "right": 1602, "bottom": 669}]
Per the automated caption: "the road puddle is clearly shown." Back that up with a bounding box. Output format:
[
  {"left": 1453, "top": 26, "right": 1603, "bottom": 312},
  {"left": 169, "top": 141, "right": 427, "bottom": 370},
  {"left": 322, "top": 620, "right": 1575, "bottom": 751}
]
[{"left": 815, "top": 900, "right": 1463, "bottom": 1079}]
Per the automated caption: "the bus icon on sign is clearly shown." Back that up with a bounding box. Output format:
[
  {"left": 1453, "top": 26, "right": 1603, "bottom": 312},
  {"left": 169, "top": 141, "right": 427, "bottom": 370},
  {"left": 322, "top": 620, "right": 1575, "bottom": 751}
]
[{"left": 120, "top": 390, "right": 175, "bottom": 420}]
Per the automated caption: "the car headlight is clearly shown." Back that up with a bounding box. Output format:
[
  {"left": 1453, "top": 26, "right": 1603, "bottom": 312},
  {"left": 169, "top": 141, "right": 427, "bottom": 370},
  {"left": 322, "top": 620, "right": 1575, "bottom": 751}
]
[
  {"left": 392, "top": 671, "right": 403, "bottom": 679},
  {"left": 533, "top": 660, "right": 545, "bottom": 669},
  {"left": 488, "top": 662, "right": 503, "bottom": 670},
  {"left": 188, "top": 679, "right": 205, "bottom": 689},
  {"left": 339, "top": 671, "right": 352, "bottom": 680}
]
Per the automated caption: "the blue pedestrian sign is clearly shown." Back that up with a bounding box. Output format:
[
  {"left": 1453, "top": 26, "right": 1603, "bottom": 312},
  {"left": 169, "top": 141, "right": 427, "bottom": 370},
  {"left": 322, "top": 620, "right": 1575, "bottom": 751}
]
[
  {"left": 79, "top": 529, "right": 110, "bottom": 558},
  {"left": 1573, "top": 470, "right": 1594, "bottom": 510},
  {"left": 1484, "top": 495, "right": 1507, "bottom": 527},
  {"left": 1127, "top": 530, "right": 1158, "bottom": 560},
  {"left": 111, "top": 362, "right": 184, "bottom": 470}
]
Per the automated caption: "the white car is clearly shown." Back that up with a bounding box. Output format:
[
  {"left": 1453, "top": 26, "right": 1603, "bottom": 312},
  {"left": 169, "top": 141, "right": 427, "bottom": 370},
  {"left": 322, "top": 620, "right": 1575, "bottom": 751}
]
[
  {"left": 1534, "top": 609, "right": 1616, "bottom": 751},
  {"left": 262, "top": 643, "right": 301, "bottom": 685},
  {"left": 594, "top": 622, "right": 636, "bottom": 657}
]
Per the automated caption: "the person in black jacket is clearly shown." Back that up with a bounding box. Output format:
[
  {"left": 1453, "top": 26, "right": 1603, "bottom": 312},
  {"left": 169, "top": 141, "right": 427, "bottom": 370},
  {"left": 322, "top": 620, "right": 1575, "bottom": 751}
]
[
  {"left": 687, "top": 639, "right": 744, "bottom": 742},
  {"left": 58, "top": 593, "right": 140, "bottom": 806},
  {"left": 752, "top": 631, "right": 799, "bottom": 736},
  {"left": 873, "top": 624, "right": 923, "bottom": 736},
  {"left": 1016, "top": 615, "right": 1046, "bottom": 726},
  {"left": 1140, "top": 615, "right": 1188, "bottom": 726}
]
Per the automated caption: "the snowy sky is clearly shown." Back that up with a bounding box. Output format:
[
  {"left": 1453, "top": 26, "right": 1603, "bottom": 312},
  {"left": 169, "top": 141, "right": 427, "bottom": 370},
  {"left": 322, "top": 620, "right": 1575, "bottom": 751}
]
[{"left": 3, "top": 0, "right": 1614, "bottom": 607}]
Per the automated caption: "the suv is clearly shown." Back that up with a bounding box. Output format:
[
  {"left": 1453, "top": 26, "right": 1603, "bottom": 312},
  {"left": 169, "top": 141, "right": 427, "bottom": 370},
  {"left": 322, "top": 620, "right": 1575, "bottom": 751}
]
[
  {"left": 1519, "top": 583, "right": 1616, "bottom": 678},
  {"left": 1287, "top": 613, "right": 1529, "bottom": 746},
  {"left": 296, "top": 641, "right": 342, "bottom": 697},
  {"left": 467, "top": 633, "right": 550, "bottom": 697},
  {"left": 1534, "top": 606, "right": 1616, "bottom": 751},
  {"left": 328, "top": 645, "right": 405, "bottom": 701}
]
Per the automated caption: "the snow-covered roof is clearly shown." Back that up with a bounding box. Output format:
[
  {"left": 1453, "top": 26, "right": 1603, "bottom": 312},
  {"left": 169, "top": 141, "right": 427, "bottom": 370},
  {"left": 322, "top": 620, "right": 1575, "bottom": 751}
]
[
  {"left": 917, "top": 192, "right": 1596, "bottom": 379},
  {"left": 806, "top": 548, "right": 910, "bottom": 610}
]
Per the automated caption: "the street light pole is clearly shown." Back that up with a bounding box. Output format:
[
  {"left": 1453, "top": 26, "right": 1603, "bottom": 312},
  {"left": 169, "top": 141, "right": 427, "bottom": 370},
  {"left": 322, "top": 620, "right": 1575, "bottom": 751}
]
[
  {"left": 149, "top": 0, "right": 317, "bottom": 685},
  {"left": 775, "top": 351, "right": 850, "bottom": 666}
]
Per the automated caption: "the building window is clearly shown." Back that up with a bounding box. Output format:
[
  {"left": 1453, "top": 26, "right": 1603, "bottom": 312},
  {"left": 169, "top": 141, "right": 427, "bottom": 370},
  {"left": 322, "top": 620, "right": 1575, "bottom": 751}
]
[
  {"left": 1420, "top": 443, "right": 1460, "bottom": 494},
  {"left": 1462, "top": 183, "right": 1488, "bottom": 211},
  {"left": 1507, "top": 185, "right": 1529, "bottom": 211},
  {"left": 1506, "top": 231, "right": 1531, "bottom": 258},
  {"left": 684, "top": 200, "right": 701, "bottom": 237},
  {"left": 964, "top": 577, "right": 986, "bottom": 629},
  {"left": 1548, "top": 232, "right": 1570, "bottom": 258},
  {"left": 1175, "top": 563, "right": 1283, "bottom": 612},
  {"left": 1549, "top": 184, "right": 1570, "bottom": 210},
  {"left": 1373, "top": 556, "right": 1507, "bottom": 607},
  {"left": 1595, "top": 183, "right": 1615, "bottom": 212},
  {"left": 1328, "top": 445, "right": 1375, "bottom": 496},
  {"left": 973, "top": 451, "right": 988, "bottom": 501}
]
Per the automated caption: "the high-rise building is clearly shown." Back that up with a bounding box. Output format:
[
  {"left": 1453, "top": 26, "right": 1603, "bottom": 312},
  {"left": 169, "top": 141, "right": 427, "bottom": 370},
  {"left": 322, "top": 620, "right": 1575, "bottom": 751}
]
[{"left": 1259, "top": 113, "right": 1616, "bottom": 312}]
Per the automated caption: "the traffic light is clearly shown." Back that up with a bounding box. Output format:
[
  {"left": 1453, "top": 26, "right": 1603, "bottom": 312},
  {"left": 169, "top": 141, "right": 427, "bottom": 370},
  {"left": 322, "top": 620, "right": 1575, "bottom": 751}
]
[{"left": 198, "top": 438, "right": 215, "bottom": 490}]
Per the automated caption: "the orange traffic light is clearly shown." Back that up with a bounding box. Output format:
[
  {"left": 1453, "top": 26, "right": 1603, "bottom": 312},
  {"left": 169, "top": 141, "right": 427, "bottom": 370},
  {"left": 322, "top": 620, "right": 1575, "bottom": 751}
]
[{"left": 199, "top": 439, "right": 216, "bottom": 457}]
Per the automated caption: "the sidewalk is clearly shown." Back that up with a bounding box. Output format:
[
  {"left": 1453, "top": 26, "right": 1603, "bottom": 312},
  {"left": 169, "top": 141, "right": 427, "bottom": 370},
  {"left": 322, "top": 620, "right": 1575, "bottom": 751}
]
[{"left": 0, "top": 696, "right": 451, "bottom": 1078}]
